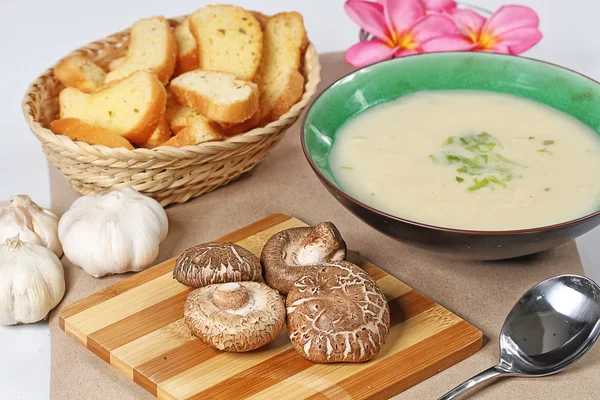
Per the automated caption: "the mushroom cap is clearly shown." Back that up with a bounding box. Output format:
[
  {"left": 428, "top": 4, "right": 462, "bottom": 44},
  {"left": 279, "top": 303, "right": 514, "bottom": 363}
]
[
  {"left": 261, "top": 222, "right": 347, "bottom": 294},
  {"left": 184, "top": 281, "right": 285, "bottom": 352},
  {"left": 173, "top": 242, "right": 262, "bottom": 288},
  {"left": 286, "top": 261, "right": 390, "bottom": 363}
]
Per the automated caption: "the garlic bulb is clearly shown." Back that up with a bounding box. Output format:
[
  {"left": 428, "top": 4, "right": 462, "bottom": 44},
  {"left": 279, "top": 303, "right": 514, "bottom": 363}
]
[
  {"left": 0, "top": 195, "right": 62, "bottom": 257},
  {"left": 0, "top": 236, "right": 65, "bottom": 325},
  {"left": 58, "top": 188, "right": 168, "bottom": 277}
]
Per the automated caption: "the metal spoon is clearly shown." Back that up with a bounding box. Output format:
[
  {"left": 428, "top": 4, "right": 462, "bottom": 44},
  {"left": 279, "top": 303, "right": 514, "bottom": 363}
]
[{"left": 439, "top": 274, "right": 600, "bottom": 400}]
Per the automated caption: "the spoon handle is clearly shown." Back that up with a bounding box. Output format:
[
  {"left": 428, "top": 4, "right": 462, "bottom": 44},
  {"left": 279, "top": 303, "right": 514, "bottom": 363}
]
[{"left": 437, "top": 365, "right": 507, "bottom": 400}]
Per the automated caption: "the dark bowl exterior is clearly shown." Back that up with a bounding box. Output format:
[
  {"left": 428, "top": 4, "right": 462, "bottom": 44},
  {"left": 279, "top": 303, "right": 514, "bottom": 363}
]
[{"left": 313, "top": 173, "right": 600, "bottom": 261}]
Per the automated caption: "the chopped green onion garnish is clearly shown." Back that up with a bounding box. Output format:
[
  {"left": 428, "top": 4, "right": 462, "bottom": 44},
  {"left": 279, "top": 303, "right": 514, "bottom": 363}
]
[
  {"left": 543, "top": 140, "right": 555, "bottom": 145},
  {"left": 442, "top": 136, "right": 455, "bottom": 146},
  {"left": 488, "top": 176, "right": 507, "bottom": 187},
  {"left": 468, "top": 178, "right": 489, "bottom": 191},
  {"left": 430, "top": 131, "right": 527, "bottom": 192},
  {"left": 340, "top": 166, "right": 353, "bottom": 170},
  {"left": 495, "top": 153, "right": 519, "bottom": 166},
  {"left": 537, "top": 148, "right": 553, "bottom": 155},
  {"left": 544, "top": 187, "right": 551, "bottom": 192},
  {"left": 529, "top": 136, "right": 535, "bottom": 140},
  {"left": 461, "top": 157, "right": 483, "bottom": 169},
  {"left": 429, "top": 155, "right": 438, "bottom": 164},
  {"left": 476, "top": 143, "right": 494, "bottom": 152}
]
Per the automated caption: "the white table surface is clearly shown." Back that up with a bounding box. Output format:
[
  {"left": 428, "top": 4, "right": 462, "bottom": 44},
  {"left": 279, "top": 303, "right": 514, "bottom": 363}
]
[{"left": 1, "top": 0, "right": 599, "bottom": 398}]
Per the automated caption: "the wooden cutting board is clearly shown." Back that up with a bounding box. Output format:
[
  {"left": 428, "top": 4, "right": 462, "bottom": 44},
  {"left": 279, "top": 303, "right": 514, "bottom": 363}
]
[{"left": 59, "top": 214, "right": 482, "bottom": 400}]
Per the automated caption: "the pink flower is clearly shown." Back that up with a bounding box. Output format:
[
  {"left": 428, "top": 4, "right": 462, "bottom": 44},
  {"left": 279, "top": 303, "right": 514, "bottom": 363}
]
[
  {"left": 451, "top": 5, "right": 542, "bottom": 54},
  {"left": 376, "top": 0, "right": 457, "bottom": 13},
  {"left": 345, "top": 0, "right": 474, "bottom": 67},
  {"left": 422, "top": 0, "right": 457, "bottom": 12}
]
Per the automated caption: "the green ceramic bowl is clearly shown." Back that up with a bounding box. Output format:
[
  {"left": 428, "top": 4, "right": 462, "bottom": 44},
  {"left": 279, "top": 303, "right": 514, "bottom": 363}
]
[{"left": 302, "top": 52, "right": 600, "bottom": 260}]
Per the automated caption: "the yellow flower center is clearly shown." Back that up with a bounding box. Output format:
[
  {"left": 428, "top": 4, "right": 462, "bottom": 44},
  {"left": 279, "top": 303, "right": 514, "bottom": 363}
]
[
  {"left": 476, "top": 30, "right": 498, "bottom": 50},
  {"left": 399, "top": 32, "right": 419, "bottom": 50},
  {"left": 388, "top": 31, "right": 419, "bottom": 51},
  {"left": 467, "top": 29, "right": 479, "bottom": 43}
]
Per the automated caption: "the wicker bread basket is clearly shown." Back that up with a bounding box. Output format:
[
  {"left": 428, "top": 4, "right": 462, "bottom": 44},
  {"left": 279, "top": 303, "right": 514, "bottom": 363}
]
[{"left": 22, "top": 16, "right": 321, "bottom": 206}]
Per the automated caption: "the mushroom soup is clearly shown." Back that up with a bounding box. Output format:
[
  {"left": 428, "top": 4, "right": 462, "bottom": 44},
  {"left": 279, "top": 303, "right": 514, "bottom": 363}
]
[{"left": 330, "top": 90, "right": 600, "bottom": 231}]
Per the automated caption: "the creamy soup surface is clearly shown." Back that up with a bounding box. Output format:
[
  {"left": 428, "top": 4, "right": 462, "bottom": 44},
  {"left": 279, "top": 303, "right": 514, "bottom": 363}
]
[{"left": 330, "top": 91, "right": 600, "bottom": 230}]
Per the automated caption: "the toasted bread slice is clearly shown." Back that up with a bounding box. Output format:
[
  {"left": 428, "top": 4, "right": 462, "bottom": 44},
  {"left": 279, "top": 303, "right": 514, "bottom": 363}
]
[
  {"left": 189, "top": 5, "right": 262, "bottom": 81},
  {"left": 166, "top": 99, "right": 256, "bottom": 136},
  {"left": 54, "top": 55, "right": 106, "bottom": 93},
  {"left": 59, "top": 71, "right": 167, "bottom": 145},
  {"left": 105, "top": 16, "right": 177, "bottom": 84},
  {"left": 162, "top": 118, "right": 224, "bottom": 148},
  {"left": 251, "top": 11, "right": 269, "bottom": 30},
  {"left": 170, "top": 70, "right": 259, "bottom": 124},
  {"left": 173, "top": 19, "right": 199, "bottom": 76},
  {"left": 108, "top": 56, "right": 126, "bottom": 71},
  {"left": 218, "top": 109, "right": 260, "bottom": 137},
  {"left": 166, "top": 95, "right": 205, "bottom": 133},
  {"left": 50, "top": 118, "right": 134, "bottom": 149},
  {"left": 255, "top": 12, "right": 308, "bottom": 125},
  {"left": 137, "top": 117, "right": 171, "bottom": 148},
  {"left": 259, "top": 68, "right": 304, "bottom": 126}
]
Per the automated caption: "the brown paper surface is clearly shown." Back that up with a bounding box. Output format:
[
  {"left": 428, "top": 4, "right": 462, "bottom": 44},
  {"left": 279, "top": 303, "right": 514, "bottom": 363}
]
[{"left": 48, "top": 52, "right": 599, "bottom": 400}]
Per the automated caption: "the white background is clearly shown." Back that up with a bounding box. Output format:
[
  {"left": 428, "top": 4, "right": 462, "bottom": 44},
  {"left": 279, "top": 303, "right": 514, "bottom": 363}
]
[{"left": 1, "top": 0, "right": 599, "bottom": 398}]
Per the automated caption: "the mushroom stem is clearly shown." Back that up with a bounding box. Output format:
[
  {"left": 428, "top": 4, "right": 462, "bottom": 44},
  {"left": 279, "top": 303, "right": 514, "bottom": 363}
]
[
  {"left": 213, "top": 282, "right": 250, "bottom": 310},
  {"left": 297, "top": 222, "right": 346, "bottom": 265},
  {"left": 261, "top": 222, "right": 348, "bottom": 295}
]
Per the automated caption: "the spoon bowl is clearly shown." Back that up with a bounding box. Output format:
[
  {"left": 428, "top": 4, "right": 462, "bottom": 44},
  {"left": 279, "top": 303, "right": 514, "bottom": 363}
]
[{"left": 439, "top": 275, "right": 600, "bottom": 399}]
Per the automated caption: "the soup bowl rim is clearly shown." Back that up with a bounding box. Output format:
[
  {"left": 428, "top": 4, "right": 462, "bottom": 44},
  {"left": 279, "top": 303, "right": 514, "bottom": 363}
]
[{"left": 301, "top": 51, "right": 600, "bottom": 236}]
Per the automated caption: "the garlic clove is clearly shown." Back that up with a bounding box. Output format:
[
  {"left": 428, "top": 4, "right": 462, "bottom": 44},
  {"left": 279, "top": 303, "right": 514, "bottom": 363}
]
[
  {"left": 0, "top": 210, "right": 45, "bottom": 247},
  {"left": 0, "top": 195, "right": 62, "bottom": 257}
]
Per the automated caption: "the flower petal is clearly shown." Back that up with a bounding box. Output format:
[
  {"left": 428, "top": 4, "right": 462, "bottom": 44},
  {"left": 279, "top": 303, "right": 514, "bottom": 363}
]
[
  {"left": 421, "top": 36, "right": 477, "bottom": 52},
  {"left": 345, "top": 40, "right": 397, "bottom": 67},
  {"left": 484, "top": 5, "right": 540, "bottom": 37},
  {"left": 345, "top": 0, "right": 391, "bottom": 42},
  {"left": 423, "top": 0, "right": 457, "bottom": 12},
  {"left": 395, "top": 48, "right": 419, "bottom": 57},
  {"left": 411, "top": 14, "right": 462, "bottom": 44},
  {"left": 481, "top": 43, "right": 510, "bottom": 54},
  {"left": 451, "top": 8, "right": 486, "bottom": 36},
  {"left": 383, "top": 0, "right": 425, "bottom": 34},
  {"left": 500, "top": 27, "right": 543, "bottom": 54}
]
